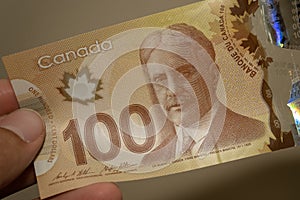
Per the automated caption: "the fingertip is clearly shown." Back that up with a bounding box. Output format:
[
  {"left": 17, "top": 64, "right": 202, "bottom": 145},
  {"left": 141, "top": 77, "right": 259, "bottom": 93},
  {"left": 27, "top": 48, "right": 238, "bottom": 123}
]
[
  {"left": 51, "top": 183, "right": 122, "bottom": 200},
  {"left": 0, "top": 109, "right": 46, "bottom": 189},
  {"left": 86, "top": 183, "right": 122, "bottom": 200},
  {"left": 0, "top": 79, "right": 19, "bottom": 114},
  {"left": 0, "top": 109, "right": 45, "bottom": 143}
]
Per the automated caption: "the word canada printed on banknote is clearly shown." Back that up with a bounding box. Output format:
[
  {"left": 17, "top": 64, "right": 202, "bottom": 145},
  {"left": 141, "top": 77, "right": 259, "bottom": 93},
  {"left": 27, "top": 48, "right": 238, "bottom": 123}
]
[{"left": 2, "top": 0, "right": 298, "bottom": 198}]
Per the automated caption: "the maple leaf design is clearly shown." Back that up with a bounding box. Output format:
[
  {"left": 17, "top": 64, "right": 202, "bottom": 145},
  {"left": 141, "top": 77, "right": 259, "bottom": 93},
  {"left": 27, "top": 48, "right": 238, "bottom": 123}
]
[
  {"left": 241, "top": 33, "right": 259, "bottom": 54},
  {"left": 230, "top": 0, "right": 258, "bottom": 17},
  {"left": 207, "top": 0, "right": 220, "bottom": 16},
  {"left": 57, "top": 68, "right": 103, "bottom": 104},
  {"left": 57, "top": 72, "right": 76, "bottom": 102},
  {"left": 232, "top": 15, "right": 259, "bottom": 54},
  {"left": 257, "top": 57, "right": 273, "bottom": 69},
  {"left": 209, "top": 19, "right": 224, "bottom": 45},
  {"left": 232, "top": 17, "right": 251, "bottom": 40},
  {"left": 254, "top": 46, "right": 267, "bottom": 60},
  {"left": 254, "top": 46, "right": 273, "bottom": 69},
  {"left": 209, "top": 19, "right": 219, "bottom": 35},
  {"left": 207, "top": 0, "right": 226, "bottom": 45}
]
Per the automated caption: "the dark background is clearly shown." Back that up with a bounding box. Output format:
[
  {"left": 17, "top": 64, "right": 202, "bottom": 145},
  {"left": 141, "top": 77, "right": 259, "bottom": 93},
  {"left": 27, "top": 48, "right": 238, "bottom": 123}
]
[{"left": 0, "top": 1, "right": 299, "bottom": 199}]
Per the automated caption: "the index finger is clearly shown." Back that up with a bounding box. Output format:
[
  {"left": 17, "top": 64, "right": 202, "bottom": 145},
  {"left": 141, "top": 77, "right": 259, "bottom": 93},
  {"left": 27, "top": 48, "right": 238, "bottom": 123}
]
[{"left": 0, "top": 79, "right": 19, "bottom": 115}]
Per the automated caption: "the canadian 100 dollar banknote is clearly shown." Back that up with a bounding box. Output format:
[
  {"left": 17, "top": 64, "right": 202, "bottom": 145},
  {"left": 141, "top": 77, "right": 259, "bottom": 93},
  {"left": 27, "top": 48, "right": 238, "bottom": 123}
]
[{"left": 2, "top": 0, "right": 298, "bottom": 198}]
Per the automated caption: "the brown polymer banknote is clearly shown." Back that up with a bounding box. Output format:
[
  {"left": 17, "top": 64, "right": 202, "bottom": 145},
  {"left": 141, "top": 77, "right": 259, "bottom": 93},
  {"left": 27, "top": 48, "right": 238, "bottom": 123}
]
[{"left": 2, "top": 0, "right": 298, "bottom": 198}]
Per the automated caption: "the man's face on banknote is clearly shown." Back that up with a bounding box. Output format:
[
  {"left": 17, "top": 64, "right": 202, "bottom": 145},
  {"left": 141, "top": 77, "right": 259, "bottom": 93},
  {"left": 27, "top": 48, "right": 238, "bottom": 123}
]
[{"left": 145, "top": 50, "right": 211, "bottom": 127}]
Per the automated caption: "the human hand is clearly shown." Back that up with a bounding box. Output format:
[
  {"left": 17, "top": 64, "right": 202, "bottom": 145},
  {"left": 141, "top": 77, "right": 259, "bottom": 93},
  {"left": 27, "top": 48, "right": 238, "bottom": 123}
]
[{"left": 0, "top": 79, "right": 122, "bottom": 200}]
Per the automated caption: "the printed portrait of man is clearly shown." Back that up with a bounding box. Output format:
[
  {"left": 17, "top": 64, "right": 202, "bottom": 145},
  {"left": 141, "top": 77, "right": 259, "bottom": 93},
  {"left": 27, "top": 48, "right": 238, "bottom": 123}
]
[{"left": 139, "top": 23, "right": 265, "bottom": 164}]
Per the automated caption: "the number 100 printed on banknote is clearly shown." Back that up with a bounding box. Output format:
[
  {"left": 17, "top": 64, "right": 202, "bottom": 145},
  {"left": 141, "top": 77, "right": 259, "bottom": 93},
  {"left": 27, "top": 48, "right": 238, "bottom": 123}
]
[{"left": 2, "top": 0, "right": 297, "bottom": 198}]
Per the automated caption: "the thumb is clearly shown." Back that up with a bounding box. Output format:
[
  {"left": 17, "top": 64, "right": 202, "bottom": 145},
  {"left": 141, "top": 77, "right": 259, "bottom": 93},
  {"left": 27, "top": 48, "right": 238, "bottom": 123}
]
[{"left": 0, "top": 109, "right": 45, "bottom": 189}]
